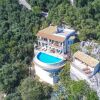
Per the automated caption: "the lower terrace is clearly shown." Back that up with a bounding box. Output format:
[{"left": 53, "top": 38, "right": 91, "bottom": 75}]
[{"left": 34, "top": 43, "right": 69, "bottom": 60}]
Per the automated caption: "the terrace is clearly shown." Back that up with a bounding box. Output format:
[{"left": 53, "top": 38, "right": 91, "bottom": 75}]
[
  {"left": 72, "top": 51, "right": 100, "bottom": 77},
  {"left": 71, "top": 62, "right": 92, "bottom": 78},
  {"left": 34, "top": 40, "right": 65, "bottom": 60}
]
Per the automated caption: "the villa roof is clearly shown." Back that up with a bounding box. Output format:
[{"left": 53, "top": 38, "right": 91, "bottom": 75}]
[
  {"left": 74, "top": 51, "right": 99, "bottom": 68},
  {"left": 37, "top": 26, "right": 66, "bottom": 42},
  {"left": 38, "top": 26, "right": 57, "bottom": 34}
]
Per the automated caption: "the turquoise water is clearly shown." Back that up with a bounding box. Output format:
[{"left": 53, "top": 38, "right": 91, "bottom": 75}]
[{"left": 37, "top": 52, "right": 62, "bottom": 63}]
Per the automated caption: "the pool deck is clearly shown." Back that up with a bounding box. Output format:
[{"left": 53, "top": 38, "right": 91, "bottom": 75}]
[{"left": 34, "top": 48, "right": 67, "bottom": 60}]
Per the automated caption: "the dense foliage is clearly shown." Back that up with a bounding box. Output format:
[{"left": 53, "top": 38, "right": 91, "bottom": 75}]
[
  {"left": 0, "top": 0, "right": 46, "bottom": 98},
  {"left": 52, "top": 63, "right": 99, "bottom": 100},
  {"left": 0, "top": 63, "right": 28, "bottom": 93},
  {"left": 5, "top": 77, "right": 52, "bottom": 100},
  {"left": 0, "top": 0, "right": 53, "bottom": 99},
  {"left": 19, "top": 77, "right": 52, "bottom": 100}
]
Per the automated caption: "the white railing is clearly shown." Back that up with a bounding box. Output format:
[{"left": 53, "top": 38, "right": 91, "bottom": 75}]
[
  {"left": 71, "top": 62, "right": 92, "bottom": 77},
  {"left": 33, "top": 54, "right": 66, "bottom": 70},
  {"left": 34, "top": 48, "right": 64, "bottom": 59},
  {"left": 38, "top": 40, "right": 48, "bottom": 44}
]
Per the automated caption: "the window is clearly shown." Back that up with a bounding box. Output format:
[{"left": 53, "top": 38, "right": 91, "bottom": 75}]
[
  {"left": 44, "top": 38, "right": 47, "bottom": 41},
  {"left": 38, "top": 42, "right": 40, "bottom": 45}
]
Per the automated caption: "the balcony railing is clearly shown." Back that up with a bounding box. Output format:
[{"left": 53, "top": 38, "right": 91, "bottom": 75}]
[
  {"left": 38, "top": 40, "right": 48, "bottom": 44},
  {"left": 38, "top": 40, "right": 62, "bottom": 48},
  {"left": 71, "top": 62, "right": 93, "bottom": 77},
  {"left": 34, "top": 55, "right": 66, "bottom": 70}
]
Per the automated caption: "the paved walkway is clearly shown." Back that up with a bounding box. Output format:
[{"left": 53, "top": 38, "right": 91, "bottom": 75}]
[
  {"left": 29, "top": 65, "right": 35, "bottom": 79},
  {"left": 19, "top": 0, "right": 31, "bottom": 10},
  {"left": 0, "top": 92, "right": 5, "bottom": 100}
]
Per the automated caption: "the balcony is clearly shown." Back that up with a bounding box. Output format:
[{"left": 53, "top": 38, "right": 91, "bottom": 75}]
[
  {"left": 38, "top": 39, "right": 63, "bottom": 48},
  {"left": 71, "top": 62, "right": 93, "bottom": 77},
  {"left": 38, "top": 40, "right": 48, "bottom": 44},
  {"left": 34, "top": 45, "right": 65, "bottom": 59}
]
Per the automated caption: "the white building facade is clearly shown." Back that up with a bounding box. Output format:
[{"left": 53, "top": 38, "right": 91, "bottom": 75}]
[{"left": 70, "top": 51, "right": 100, "bottom": 90}]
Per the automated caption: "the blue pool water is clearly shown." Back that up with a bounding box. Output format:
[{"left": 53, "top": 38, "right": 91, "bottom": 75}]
[{"left": 37, "top": 52, "right": 62, "bottom": 64}]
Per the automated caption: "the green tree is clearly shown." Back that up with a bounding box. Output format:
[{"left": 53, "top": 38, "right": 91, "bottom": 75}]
[
  {"left": 54, "top": 62, "right": 99, "bottom": 100},
  {"left": 5, "top": 91, "right": 22, "bottom": 100},
  {"left": 19, "top": 77, "right": 52, "bottom": 100},
  {"left": 0, "top": 63, "right": 28, "bottom": 93}
]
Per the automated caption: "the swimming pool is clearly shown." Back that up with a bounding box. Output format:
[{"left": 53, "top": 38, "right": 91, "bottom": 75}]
[{"left": 37, "top": 52, "right": 62, "bottom": 64}]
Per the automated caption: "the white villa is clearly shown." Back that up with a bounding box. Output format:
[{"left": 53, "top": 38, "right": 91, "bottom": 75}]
[
  {"left": 70, "top": 51, "right": 100, "bottom": 89},
  {"left": 34, "top": 25, "right": 77, "bottom": 58},
  {"left": 33, "top": 25, "right": 77, "bottom": 85}
]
